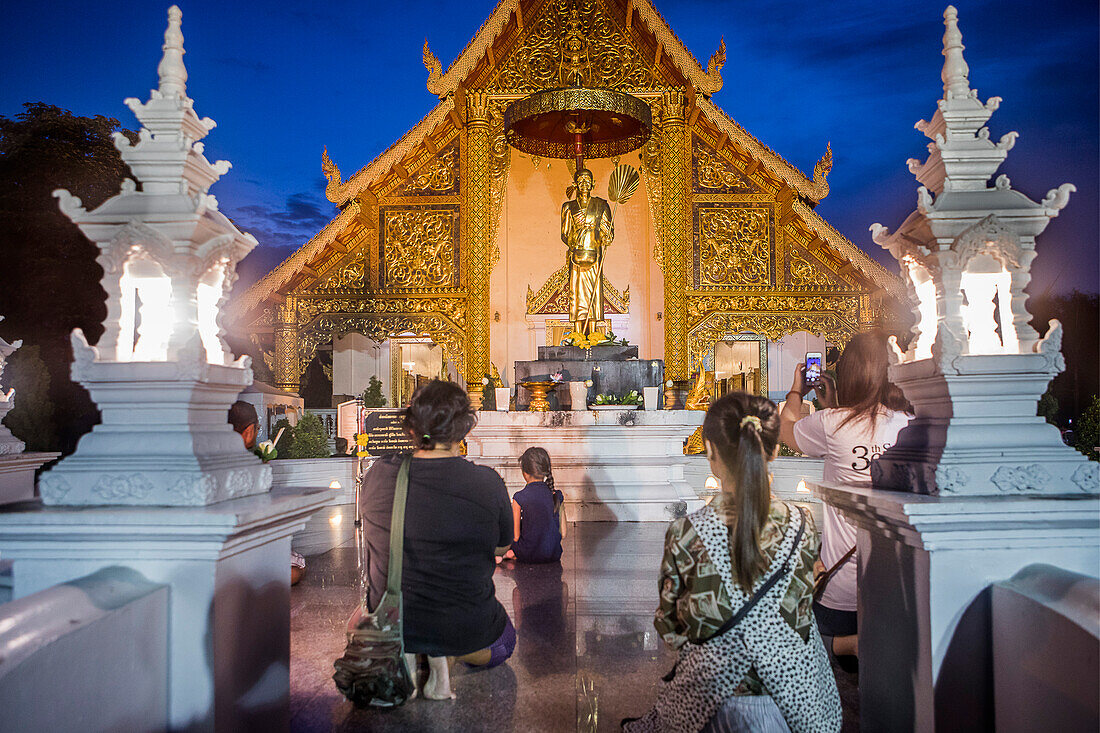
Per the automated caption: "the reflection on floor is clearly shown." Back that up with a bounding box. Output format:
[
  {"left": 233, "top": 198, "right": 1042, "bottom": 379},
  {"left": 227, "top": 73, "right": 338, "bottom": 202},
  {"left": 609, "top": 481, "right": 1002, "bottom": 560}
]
[{"left": 290, "top": 522, "right": 858, "bottom": 732}]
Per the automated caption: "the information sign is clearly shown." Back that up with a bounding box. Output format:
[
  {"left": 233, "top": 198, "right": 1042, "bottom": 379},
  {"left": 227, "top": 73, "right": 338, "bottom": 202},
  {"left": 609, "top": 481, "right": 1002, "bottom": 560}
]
[{"left": 358, "top": 408, "right": 414, "bottom": 456}]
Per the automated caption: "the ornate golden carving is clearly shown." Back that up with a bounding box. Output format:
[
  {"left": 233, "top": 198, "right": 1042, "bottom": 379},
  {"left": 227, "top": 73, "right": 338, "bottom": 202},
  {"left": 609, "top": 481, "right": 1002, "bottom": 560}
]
[
  {"left": 298, "top": 314, "right": 465, "bottom": 379},
  {"left": 706, "top": 38, "right": 726, "bottom": 84},
  {"left": 786, "top": 247, "right": 844, "bottom": 290},
  {"left": 465, "top": 91, "right": 493, "bottom": 388},
  {"left": 274, "top": 297, "right": 300, "bottom": 391},
  {"left": 687, "top": 294, "right": 860, "bottom": 324},
  {"left": 812, "top": 142, "right": 833, "bottom": 200},
  {"left": 488, "top": 0, "right": 662, "bottom": 92},
  {"left": 526, "top": 265, "right": 628, "bottom": 315},
  {"left": 329, "top": 252, "right": 367, "bottom": 289},
  {"left": 692, "top": 134, "right": 757, "bottom": 194},
  {"left": 661, "top": 89, "right": 690, "bottom": 382},
  {"left": 297, "top": 296, "right": 467, "bottom": 328},
  {"left": 423, "top": 39, "right": 443, "bottom": 94},
  {"left": 688, "top": 312, "right": 856, "bottom": 370},
  {"left": 321, "top": 147, "right": 343, "bottom": 204},
  {"left": 488, "top": 99, "right": 511, "bottom": 273},
  {"left": 397, "top": 142, "right": 459, "bottom": 195},
  {"left": 694, "top": 206, "right": 772, "bottom": 289},
  {"left": 380, "top": 207, "right": 458, "bottom": 288}
]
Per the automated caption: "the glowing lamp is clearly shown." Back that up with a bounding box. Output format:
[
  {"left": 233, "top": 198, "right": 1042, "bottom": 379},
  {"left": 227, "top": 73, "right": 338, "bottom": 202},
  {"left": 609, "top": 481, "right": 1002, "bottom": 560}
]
[
  {"left": 864, "top": 6, "right": 1096, "bottom": 496},
  {"left": 796, "top": 480, "right": 810, "bottom": 494},
  {"left": 40, "top": 6, "right": 270, "bottom": 506}
]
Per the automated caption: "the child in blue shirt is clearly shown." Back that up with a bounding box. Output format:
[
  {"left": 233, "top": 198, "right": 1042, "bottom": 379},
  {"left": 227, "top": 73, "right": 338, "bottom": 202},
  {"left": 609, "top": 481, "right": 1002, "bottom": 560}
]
[{"left": 507, "top": 447, "right": 565, "bottom": 563}]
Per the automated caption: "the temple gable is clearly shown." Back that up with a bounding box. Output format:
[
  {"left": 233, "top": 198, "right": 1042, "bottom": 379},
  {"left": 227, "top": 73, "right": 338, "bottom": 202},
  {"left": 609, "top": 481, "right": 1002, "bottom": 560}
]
[{"left": 229, "top": 0, "right": 907, "bottom": 402}]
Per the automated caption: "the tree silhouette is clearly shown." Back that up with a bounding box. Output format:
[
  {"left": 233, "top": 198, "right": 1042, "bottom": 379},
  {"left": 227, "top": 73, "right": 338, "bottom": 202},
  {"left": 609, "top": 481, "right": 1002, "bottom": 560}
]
[{"left": 0, "top": 103, "right": 136, "bottom": 454}]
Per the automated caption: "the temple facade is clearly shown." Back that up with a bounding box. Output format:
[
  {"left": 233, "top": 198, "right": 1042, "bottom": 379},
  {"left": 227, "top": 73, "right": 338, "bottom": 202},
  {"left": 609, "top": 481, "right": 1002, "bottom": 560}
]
[{"left": 228, "top": 0, "right": 905, "bottom": 407}]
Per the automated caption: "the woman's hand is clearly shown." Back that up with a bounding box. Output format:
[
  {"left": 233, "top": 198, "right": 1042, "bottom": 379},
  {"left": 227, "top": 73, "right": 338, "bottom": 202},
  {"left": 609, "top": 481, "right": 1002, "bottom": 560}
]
[
  {"left": 779, "top": 364, "right": 809, "bottom": 452},
  {"left": 816, "top": 374, "right": 838, "bottom": 409},
  {"left": 813, "top": 558, "right": 826, "bottom": 581},
  {"left": 790, "top": 363, "right": 814, "bottom": 397}
]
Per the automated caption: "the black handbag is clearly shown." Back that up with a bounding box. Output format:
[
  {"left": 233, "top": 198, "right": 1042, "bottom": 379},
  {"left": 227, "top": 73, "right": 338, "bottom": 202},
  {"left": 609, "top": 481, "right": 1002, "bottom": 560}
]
[{"left": 333, "top": 456, "right": 416, "bottom": 708}]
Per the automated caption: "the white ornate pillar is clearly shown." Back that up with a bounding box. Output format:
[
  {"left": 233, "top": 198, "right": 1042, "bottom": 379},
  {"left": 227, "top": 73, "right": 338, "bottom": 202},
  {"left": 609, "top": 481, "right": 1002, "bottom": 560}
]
[
  {"left": 825, "top": 7, "right": 1099, "bottom": 730},
  {"left": 0, "top": 8, "right": 335, "bottom": 730}
]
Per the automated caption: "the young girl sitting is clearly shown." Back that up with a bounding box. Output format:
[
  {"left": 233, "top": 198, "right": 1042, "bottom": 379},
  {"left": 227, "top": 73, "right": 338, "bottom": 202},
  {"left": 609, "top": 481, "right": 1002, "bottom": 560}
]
[{"left": 506, "top": 447, "right": 565, "bottom": 564}]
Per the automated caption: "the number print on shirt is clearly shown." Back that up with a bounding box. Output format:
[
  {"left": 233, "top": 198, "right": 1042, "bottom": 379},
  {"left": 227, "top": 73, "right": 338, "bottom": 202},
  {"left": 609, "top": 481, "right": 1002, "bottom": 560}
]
[{"left": 851, "top": 443, "right": 892, "bottom": 472}]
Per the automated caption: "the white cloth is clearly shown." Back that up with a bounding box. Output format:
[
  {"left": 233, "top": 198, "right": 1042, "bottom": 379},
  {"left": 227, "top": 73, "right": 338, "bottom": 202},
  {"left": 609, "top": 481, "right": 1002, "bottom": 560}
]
[
  {"left": 794, "top": 408, "right": 911, "bottom": 612},
  {"left": 702, "top": 695, "right": 792, "bottom": 733}
]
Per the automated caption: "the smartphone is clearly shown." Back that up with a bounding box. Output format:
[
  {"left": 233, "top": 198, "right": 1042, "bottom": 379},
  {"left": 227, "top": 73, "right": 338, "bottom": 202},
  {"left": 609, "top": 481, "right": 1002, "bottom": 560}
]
[{"left": 805, "top": 352, "right": 823, "bottom": 384}]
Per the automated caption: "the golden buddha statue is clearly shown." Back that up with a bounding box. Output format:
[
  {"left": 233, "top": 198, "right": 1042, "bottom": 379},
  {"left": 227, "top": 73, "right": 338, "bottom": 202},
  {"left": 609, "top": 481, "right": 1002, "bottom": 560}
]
[
  {"left": 561, "top": 168, "right": 614, "bottom": 336},
  {"left": 684, "top": 368, "right": 712, "bottom": 411},
  {"left": 683, "top": 368, "right": 712, "bottom": 455}
]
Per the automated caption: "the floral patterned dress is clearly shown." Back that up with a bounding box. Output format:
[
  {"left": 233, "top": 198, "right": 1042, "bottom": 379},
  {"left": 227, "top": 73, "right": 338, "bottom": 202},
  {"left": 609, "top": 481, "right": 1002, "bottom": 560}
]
[{"left": 626, "top": 496, "right": 840, "bottom": 733}]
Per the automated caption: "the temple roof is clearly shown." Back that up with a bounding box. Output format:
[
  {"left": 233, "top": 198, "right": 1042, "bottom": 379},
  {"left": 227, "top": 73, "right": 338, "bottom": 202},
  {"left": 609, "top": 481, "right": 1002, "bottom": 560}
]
[
  {"left": 232, "top": 0, "right": 905, "bottom": 319},
  {"left": 421, "top": 0, "right": 726, "bottom": 99}
]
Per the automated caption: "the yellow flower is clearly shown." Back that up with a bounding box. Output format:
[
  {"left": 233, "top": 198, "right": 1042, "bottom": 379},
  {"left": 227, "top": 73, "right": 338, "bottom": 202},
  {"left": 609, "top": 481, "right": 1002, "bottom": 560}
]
[{"left": 586, "top": 332, "right": 609, "bottom": 345}]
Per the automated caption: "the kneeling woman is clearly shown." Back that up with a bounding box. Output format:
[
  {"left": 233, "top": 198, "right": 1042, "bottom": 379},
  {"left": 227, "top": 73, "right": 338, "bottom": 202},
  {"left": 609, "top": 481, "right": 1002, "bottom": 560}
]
[
  {"left": 360, "top": 380, "right": 516, "bottom": 699},
  {"left": 624, "top": 393, "right": 840, "bottom": 733}
]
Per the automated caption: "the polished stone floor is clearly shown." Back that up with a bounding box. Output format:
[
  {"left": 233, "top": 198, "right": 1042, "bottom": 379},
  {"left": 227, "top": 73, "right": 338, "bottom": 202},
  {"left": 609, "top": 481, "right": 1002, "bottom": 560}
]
[{"left": 290, "top": 522, "right": 858, "bottom": 732}]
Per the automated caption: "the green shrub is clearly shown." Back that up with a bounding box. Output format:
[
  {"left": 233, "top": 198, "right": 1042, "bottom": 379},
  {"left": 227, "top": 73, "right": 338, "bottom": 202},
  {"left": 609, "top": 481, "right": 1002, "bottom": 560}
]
[
  {"left": 361, "top": 376, "right": 387, "bottom": 408},
  {"left": 1074, "top": 395, "right": 1099, "bottom": 462},
  {"left": 1037, "top": 389, "right": 1059, "bottom": 426},
  {"left": 285, "top": 412, "right": 330, "bottom": 459},
  {"left": 271, "top": 418, "right": 295, "bottom": 459}
]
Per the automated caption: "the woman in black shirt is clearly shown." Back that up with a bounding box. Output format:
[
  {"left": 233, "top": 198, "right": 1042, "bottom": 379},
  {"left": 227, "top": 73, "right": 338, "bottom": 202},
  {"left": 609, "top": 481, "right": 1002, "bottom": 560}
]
[{"left": 360, "top": 380, "right": 515, "bottom": 700}]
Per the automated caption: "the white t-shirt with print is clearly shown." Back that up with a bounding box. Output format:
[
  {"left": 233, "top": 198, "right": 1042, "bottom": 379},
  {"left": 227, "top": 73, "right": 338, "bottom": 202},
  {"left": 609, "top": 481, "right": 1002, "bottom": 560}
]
[{"left": 794, "top": 407, "right": 911, "bottom": 612}]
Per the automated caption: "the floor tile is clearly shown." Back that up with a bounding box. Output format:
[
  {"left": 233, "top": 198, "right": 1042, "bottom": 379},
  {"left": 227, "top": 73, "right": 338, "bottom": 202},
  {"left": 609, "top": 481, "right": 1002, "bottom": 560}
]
[{"left": 289, "top": 522, "right": 859, "bottom": 731}]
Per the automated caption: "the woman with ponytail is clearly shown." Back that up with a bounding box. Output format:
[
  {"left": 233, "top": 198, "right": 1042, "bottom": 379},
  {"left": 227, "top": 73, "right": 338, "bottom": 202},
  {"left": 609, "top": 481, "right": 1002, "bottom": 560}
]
[
  {"left": 624, "top": 392, "right": 840, "bottom": 733},
  {"left": 505, "top": 446, "right": 565, "bottom": 563}
]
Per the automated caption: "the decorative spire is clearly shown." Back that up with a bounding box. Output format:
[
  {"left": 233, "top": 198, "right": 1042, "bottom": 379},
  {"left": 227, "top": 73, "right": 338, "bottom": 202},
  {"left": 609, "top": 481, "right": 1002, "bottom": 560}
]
[
  {"left": 157, "top": 5, "right": 187, "bottom": 98},
  {"left": 941, "top": 6, "right": 970, "bottom": 100}
]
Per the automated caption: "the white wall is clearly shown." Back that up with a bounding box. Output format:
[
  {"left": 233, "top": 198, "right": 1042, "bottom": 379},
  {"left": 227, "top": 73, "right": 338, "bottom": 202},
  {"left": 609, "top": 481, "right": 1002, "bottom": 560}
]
[
  {"left": 333, "top": 333, "right": 388, "bottom": 399},
  {"left": 0, "top": 567, "right": 168, "bottom": 732}
]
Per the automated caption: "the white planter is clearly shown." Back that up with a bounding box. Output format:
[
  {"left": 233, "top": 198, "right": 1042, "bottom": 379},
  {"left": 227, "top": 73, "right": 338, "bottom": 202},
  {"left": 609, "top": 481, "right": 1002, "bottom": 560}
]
[
  {"left": 568, "top": 381, "right": 589, "bottom": 410},
  {"left": 495, "top": 387, "right": 511, "bottom": 412},
  {"left": 643, "top": 386, "right": 660, "bottom": 411}
]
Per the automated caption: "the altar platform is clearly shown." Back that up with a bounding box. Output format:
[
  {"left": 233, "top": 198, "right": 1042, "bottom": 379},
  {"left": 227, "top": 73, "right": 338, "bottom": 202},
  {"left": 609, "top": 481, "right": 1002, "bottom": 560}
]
[{"left": 466, "top": 410, "right": 704, "bottom": 522}]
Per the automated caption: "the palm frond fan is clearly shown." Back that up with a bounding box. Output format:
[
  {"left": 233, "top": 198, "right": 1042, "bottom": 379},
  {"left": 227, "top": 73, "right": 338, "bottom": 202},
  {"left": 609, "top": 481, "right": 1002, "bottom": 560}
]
[{"left": 608, "top": 164, "right": 640, "bottom": 205}]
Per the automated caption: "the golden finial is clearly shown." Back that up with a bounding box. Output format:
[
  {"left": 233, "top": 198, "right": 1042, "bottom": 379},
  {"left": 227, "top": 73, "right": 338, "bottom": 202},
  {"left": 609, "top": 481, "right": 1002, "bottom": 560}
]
[
  {"left": 423, "top": 40, "right": 444, "bottom": 96},
  {"left": 322, "top": 147, "right": 344, "bottom": 203},
  {"left": 813, "top": 142, "right": 833, "bottom": 199},
  {"left": 705, "top": 38, "right": 726, "bottom": 93}
]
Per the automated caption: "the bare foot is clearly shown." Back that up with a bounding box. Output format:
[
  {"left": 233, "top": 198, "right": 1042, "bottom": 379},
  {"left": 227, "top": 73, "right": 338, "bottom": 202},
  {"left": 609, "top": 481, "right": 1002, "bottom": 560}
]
[
  {"left": 423, "top": 656, "right": 456, "bottom": 700},
  {"left": 404, "top": 653, "right": 419, "bottom": 700}
]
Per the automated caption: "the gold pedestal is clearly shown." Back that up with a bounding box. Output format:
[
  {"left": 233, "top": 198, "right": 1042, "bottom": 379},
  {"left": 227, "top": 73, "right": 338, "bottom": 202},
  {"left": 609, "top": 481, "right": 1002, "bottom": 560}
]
[
  {"left": 521, "top": 381, "right": 557, "bottom": 412},
  {"left": 466, "top": 382, "right": 484, "bottom": 411}
]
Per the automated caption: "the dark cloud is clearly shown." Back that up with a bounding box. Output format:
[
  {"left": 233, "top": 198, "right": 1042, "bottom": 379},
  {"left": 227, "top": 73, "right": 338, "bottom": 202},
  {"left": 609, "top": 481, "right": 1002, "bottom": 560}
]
[{"left": 227, "top": 190, "right": 334, "bottom": 252}]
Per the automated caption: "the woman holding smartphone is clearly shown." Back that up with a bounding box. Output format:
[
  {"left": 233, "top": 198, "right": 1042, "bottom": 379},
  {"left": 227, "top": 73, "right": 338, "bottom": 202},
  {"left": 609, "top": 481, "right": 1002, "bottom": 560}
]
[{"left": 778, "top": 330, "right": 912, "bottom": 666}]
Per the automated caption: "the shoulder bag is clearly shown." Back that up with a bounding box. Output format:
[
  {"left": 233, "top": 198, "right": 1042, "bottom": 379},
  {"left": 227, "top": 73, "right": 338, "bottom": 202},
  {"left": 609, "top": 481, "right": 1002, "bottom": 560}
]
[
  {"left": 812, "top": 545, "right": 856, "bottom": 603},
  {"left": 333, "top": 455, "right": 416, "bottom": 708}
]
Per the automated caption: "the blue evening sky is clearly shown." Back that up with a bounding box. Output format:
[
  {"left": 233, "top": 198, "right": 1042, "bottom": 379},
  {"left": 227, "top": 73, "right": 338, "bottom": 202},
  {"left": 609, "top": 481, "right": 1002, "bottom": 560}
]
[{"left": 2, "top": 0, "right": 1096, "bottom": 295}]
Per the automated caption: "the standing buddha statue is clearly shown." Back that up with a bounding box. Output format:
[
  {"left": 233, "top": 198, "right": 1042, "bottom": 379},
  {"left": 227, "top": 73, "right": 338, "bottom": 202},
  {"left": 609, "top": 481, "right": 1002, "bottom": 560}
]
[{"left": 561, "top": 168, "right": 614, "bottom": 337}]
